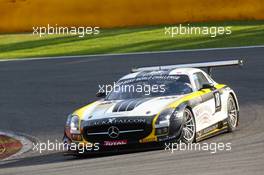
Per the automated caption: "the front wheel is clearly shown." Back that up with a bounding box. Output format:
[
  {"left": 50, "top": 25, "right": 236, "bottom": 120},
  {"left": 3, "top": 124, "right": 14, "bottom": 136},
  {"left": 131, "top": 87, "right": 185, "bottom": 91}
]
[
  {"left": 180, "top": 108, "right": 196, "bottom": 143},
  {"left": 227, "top": 95, "right": 239, "bottom": 132}
]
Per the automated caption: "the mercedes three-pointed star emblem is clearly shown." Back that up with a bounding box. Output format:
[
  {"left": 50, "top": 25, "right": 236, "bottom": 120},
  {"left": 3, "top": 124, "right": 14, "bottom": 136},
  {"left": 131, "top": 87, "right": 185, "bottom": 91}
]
[{"left": 108, "top": 126, "right": 119, "bottom": 138}]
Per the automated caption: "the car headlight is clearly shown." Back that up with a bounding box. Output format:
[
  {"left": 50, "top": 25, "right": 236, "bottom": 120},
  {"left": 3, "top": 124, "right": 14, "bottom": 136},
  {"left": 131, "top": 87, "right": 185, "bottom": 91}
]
[
  {"left": 66, "top": 114, "right": 72, "bottom": 126},
  {"left": 66, "top": 114, "right": 80, "bottom": 134},
  {"left": 155, "top": 108, "right": 174, "bottom": 127},
  {"left": 155, "top": 108, "right": 185, "bottom": 136},
  {"left": 155, "top": 108, "right": 184, "bottom": 126}
]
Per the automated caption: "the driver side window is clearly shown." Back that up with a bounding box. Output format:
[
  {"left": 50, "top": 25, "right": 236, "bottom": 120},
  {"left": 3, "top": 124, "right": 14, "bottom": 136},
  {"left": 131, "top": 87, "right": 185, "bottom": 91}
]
[{"left": 193, "top": 72, "right": 210, "bottom": 90}]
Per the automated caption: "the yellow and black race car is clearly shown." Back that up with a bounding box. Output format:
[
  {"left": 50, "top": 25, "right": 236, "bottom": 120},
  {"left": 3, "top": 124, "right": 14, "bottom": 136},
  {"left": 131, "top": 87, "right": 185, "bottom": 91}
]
[{"left": 63, "top": 60, "right": 242, "bottom": 154}]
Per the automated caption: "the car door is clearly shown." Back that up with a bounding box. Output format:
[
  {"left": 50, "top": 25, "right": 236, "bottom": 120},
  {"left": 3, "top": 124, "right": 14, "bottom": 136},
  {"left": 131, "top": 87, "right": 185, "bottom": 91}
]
[{"left": 192, "top": 72, "right": 220, "bottom": 132}]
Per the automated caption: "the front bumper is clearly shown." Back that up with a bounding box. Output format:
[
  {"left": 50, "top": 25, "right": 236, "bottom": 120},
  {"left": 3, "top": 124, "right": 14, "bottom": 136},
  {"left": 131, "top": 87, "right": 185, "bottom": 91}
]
[
  {"left": 63, "top": 115, "right": 184, "bottom": 155},
  {"left": 63, "top": 128, "right": 182, "bottom": 155}
]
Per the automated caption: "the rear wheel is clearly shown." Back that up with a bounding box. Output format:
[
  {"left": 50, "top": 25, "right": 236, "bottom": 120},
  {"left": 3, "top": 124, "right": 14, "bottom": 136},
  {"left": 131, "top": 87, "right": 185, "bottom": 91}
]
[
  {"left": 181, "top": 108, "right": 196, "bottom": 143},
  {"left": 227, "top": 95, "right": 239, "bottom": 132}
]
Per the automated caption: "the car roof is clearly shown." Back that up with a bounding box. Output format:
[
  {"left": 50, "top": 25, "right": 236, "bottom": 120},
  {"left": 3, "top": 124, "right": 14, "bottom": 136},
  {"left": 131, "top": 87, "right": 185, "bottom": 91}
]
[{"left": 120, "top": 67, "right": 203, "bottom": 80}]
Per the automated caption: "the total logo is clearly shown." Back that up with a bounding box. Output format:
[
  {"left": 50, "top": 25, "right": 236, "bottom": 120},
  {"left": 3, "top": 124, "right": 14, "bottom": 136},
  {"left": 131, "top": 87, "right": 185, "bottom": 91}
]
[{"left": 103, "top": 140, "right": 128, "bottom": 146}]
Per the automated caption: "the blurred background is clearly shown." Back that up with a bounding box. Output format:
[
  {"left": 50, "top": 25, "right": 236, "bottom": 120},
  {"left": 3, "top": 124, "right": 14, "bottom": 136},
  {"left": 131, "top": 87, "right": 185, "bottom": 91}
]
[
  {"left": 1, "top": 0, "right": 264, "bottom": 32},
  {"left": 0, "top": 0, "right": 263, "bottom": 59}
]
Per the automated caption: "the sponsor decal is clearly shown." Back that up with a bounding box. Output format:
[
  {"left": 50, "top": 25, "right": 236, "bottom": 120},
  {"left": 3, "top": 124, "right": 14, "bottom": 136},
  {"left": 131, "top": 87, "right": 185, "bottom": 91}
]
[
  {"left": 158, "top": 135, "right": 177, "bottom": 142},
  {"left": 90, "top": 118, "right": 146, "bottom": 126},
  {"left": 199, "top": 123, "right": 219, "bottom": 136},
  {"left": 103, "top": 140, "right": 128, "bottom": 146}
]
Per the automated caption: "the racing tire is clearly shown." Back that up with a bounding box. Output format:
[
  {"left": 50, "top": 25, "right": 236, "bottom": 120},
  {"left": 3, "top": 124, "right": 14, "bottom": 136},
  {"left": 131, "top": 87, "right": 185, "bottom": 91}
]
[
  {"left": 180, "top": 108, "right": 196, "bottom": 144},
  {"left": 227, "top": 95, "right": 239, "bottom": 132}
]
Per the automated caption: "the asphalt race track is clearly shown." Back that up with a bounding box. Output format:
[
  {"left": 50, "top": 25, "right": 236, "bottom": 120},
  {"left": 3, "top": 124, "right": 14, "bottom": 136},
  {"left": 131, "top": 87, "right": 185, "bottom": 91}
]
[{"left": 0, "top": 47, "right": 264, "bottom": 175}]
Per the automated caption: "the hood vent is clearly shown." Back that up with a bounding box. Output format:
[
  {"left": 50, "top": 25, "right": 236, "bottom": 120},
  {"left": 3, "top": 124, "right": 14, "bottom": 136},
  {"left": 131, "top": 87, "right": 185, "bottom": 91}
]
[{"left": 112, "top": 99, "right": 149, "bottom": 112}]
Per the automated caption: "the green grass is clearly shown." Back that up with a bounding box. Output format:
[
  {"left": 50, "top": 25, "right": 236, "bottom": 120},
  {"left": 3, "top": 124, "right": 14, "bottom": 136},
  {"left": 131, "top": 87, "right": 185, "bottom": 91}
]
[{"left": 0, "top": 21, "right": 264, "bottom": 59}]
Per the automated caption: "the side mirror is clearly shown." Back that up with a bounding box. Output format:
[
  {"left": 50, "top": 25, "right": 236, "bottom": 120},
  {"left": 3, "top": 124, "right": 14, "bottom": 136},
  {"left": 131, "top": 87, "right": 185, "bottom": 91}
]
[
  {"left": 200, "top": 84, "right": 214, "bottom": 90},
  {"left": 96, "top": 91, "right": 106, "bottom": 98}
]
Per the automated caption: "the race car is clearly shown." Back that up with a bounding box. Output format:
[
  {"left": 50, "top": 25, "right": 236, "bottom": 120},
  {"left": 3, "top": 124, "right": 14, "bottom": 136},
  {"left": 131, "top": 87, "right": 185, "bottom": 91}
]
[{"left": 63, "top": 60, "right": 243, "bottom": 154}]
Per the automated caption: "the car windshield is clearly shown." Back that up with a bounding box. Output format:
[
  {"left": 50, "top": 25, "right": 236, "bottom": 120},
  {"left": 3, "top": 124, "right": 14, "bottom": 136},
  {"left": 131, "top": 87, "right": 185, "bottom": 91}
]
[{"left": 106, "top": 75, "right": 192, "bottom": 100}]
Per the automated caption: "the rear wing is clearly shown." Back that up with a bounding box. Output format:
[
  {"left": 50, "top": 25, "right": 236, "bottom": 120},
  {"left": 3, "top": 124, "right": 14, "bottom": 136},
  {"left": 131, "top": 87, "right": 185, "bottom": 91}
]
[{"left": 131, "top": 59, "right": 244, "bottom": 76}]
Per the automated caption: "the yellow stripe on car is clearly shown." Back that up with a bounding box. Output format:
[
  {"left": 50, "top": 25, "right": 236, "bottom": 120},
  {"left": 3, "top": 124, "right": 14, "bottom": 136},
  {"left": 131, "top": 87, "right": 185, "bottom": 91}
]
[
  {"left": 73, "top": 102, "right": 97, "bottom": 120},
  {"left": 141, "top": 84, "right": 226, "bottom": 143},
  {"left": 196, "top": 126, "right": 228, "bottom": 141},
  {"left": 72, "top": 101, "right": 97, "bottom": 139}
]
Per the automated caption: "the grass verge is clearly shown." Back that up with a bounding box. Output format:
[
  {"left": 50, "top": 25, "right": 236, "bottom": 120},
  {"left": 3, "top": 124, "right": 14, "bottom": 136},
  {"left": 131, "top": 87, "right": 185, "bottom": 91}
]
[{"left": 0, "top": 20, "right": 264, "bottom": 59}]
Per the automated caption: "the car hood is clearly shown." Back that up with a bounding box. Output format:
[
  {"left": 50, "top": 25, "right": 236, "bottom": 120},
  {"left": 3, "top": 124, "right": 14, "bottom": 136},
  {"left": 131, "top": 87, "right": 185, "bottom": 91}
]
[{"left": 80, "top": 95, "right": 183, "bottom": 121}]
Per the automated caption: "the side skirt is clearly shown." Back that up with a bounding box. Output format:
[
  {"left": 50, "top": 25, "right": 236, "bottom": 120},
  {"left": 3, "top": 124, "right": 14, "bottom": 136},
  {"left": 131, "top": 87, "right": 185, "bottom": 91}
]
[{"left": 196, "top": 119, "right": 228, "bottom": 142}]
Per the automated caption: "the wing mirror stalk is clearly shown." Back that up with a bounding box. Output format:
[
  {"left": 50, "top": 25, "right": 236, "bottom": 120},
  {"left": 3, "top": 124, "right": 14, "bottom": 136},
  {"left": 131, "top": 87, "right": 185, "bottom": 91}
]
[
  {"left": 96, "top": 92, "right": 106, "bottom": 98},
  {"left": 199, "top": 84, "right": 216, "bottom": 91}
]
